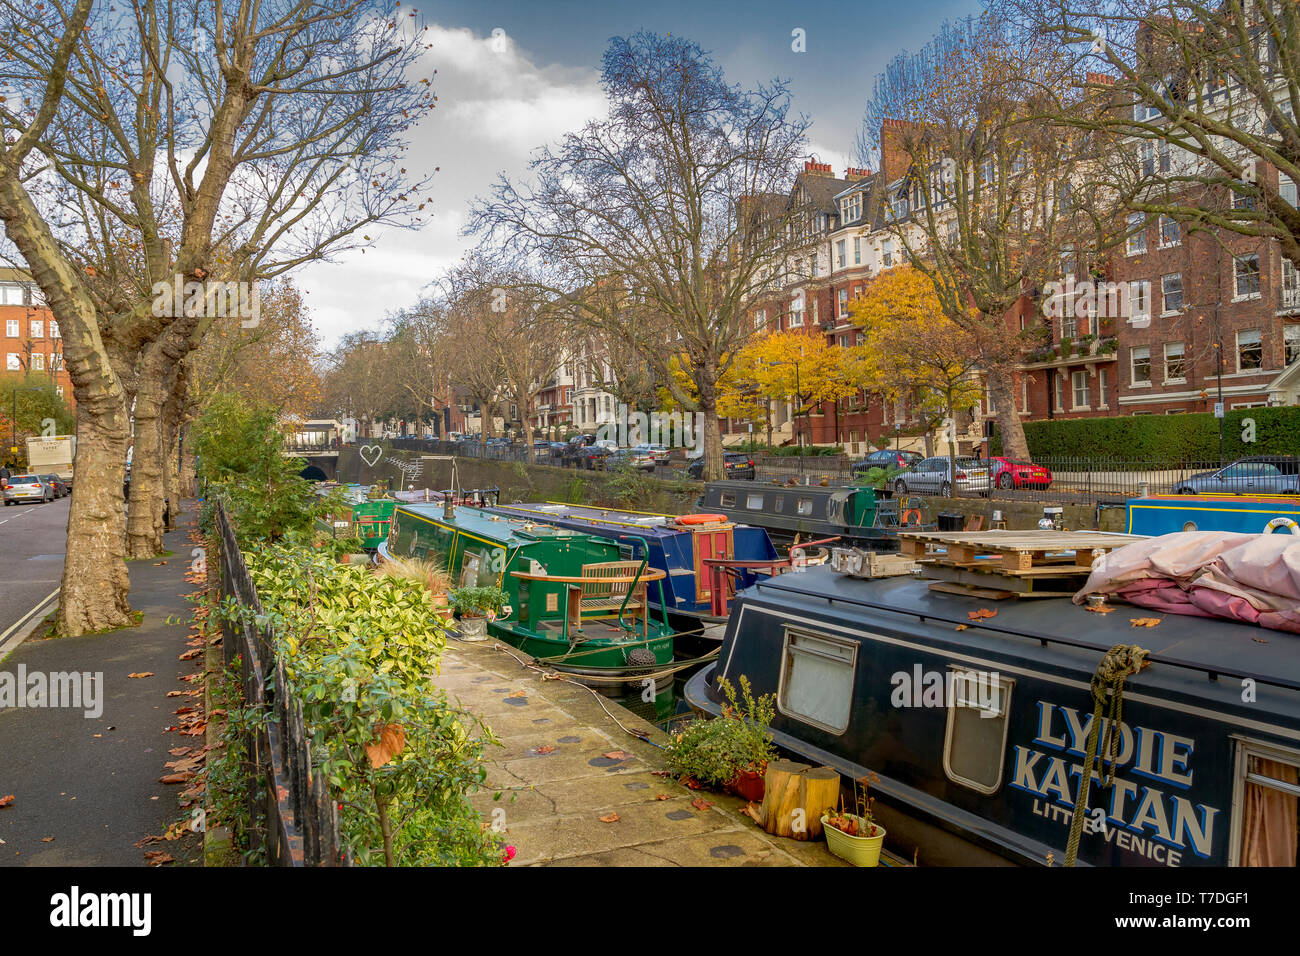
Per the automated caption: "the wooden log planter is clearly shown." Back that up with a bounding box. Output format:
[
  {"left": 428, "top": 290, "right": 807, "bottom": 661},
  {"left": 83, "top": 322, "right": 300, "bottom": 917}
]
[{"left": 749, "top": 759, "right": 840, "bottom": 841}]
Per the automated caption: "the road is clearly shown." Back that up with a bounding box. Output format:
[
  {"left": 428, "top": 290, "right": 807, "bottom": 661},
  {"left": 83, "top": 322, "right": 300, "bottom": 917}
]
[{"left": 0, "top": 496, "right": 68, "bottom": 643}]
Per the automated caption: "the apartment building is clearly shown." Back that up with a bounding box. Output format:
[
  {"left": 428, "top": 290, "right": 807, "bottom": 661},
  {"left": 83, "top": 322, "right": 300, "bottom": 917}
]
[{"left": 1, "top": 268, "right": 72, "bottom": 405}]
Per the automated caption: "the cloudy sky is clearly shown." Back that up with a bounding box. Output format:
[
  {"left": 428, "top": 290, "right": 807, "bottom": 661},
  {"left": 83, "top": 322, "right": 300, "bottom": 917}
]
[{"left": 298, "top": 0, "right": 984, "bottom": 347}]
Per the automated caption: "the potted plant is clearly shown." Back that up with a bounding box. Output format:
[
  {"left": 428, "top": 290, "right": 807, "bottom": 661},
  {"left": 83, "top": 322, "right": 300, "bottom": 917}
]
[
  {"left": 821, "top": 773, "right": 886, "bottom": 867},
  {"left": 449, "top": 585, "right": 508, "bottom": 642},
  {"left": 329, "top": 534, "right": 369, "bottom": 565},
  {"left": 664, "top": 676, "right": 776, "bottom": 800},
  {"left": 374, "top": 557, "right": 454, "bottom": 617}
]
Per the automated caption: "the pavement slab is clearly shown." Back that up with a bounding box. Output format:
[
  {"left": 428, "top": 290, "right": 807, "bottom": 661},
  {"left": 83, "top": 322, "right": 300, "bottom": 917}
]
[{"left": 434, "top": 637, "right": 844, "bottom": 867}]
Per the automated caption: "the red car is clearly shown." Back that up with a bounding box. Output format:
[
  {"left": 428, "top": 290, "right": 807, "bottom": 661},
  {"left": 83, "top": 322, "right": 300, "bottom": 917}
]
[{"left": 988, "top": 457, "right": 1053, "bottom": 490}]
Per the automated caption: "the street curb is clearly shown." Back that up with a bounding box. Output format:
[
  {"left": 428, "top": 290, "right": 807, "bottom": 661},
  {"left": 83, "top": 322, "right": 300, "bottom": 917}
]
[{"left": 0, "top": 588, "right": 60, "bottom": 663}]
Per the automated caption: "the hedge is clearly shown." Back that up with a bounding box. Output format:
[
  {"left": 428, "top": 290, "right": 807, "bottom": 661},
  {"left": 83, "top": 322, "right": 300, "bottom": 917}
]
[{"left": 991, "top": 406, "right": 1300, "bottom": 462}]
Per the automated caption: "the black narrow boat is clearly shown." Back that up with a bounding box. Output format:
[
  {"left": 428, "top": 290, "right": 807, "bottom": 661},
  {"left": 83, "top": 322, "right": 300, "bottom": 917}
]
[{"left": 686, "top": 556, "right": 1300, "bottom": 867}]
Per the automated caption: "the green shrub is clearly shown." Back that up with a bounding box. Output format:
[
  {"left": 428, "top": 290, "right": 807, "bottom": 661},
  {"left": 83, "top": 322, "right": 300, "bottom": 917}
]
[
  {"left": 664, "top": 676, "right": 776, "bottom": 788},
  {"left": 223, "top": 543, "right": 503, "bottom": 866},
  {"left": 991, "top": 407, "right": 1300, "bottom": 462}
]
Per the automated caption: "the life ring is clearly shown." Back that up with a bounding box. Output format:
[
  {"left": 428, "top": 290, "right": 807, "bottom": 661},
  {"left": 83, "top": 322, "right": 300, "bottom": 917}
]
[
  {"left": 1264, "top": 516, "right": 1300, "bottom": 534},
  {"left": 901, "top": 508, "right": 922, "bottom": 527},
  {"left": 677, "top": 513, "right": 728, "bottom": 525}
]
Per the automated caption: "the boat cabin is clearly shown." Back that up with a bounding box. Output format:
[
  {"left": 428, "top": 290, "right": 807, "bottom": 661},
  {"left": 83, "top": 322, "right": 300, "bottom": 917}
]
[
  {"left": 1128, "top": 494, "right": 1300, "bottom": 537},
  {"left": 699, "top": 479, "right": 895, "bottom": 547}
]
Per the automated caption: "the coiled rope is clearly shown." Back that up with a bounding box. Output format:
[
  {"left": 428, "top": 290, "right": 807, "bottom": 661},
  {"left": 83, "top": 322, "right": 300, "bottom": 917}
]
[{"left": 1064, "top": 642, "right": 1150, "bottom": 867}]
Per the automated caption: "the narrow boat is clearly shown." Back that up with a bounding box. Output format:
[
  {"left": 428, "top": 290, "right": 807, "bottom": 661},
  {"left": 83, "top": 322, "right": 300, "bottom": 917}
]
[
  {"left": 697, "top": 479, "right": 900, "bottom": 550},
  {"left": 484, "top": 502, "right": 800, "bottom": 642},
  {"left": 1128, "top": 493, "right": 1300, "bottom": 536},
  {"left": 315, "top": 484, "right": 398, "bottom": 552},
  {"left": 381, "top": 501, "right": 676, "bottom": 684},
  {"left": 685, "top": 549, "right": 1300, "bottom": 867}
]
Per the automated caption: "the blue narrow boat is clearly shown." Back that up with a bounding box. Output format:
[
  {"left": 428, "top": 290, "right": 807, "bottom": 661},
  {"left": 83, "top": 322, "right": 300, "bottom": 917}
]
[
  {"left": 1128, "top": 494, "right": 1300, "bottom": 536},
  {"left": 483, "top": 501, "right": 789, "bottom": 641}
]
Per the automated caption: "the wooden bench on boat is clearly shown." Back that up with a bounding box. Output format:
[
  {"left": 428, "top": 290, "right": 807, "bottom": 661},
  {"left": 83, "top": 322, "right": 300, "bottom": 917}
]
[{"left": 510, "top": 563, "right": 668, "bottom": 637}]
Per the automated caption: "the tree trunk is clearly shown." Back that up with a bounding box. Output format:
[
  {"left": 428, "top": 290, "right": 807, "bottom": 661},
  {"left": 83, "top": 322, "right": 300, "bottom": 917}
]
[
  {"left": 987, "top": 365, "right": 1028, "bottom": 459},
  {"left": 127, "top": 344, "right": 170, "bottom": 558},
  {"left": 0, "top": 169, "right": 135, "bottom": 636},
  {"left": 59, "top": 398, "right": 133, "bottom": 634}
]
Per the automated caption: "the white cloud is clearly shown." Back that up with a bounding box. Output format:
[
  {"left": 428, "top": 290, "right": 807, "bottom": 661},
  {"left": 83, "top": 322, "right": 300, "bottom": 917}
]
[{"left": 301, "top": 25, "right": 605, "bottom": 347}]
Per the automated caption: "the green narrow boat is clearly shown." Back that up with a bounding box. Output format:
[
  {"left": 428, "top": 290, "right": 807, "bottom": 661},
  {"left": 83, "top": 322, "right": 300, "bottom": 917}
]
[
  {"left": 315, "top": 484, "right": 398, "bottom": 551},
  {"left": 380, "top": 501, "right": 675, "bottom": 682}
]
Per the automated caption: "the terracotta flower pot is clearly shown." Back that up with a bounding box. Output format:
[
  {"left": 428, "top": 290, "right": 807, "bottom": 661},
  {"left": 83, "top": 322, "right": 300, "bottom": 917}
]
[{"left": 725, "top": 765, "right": 767, "bottom": 803}]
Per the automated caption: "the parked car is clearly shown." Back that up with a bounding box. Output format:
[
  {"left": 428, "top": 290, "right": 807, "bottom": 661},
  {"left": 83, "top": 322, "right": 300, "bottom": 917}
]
[
  {"left": 892, "top": 456, "right": 991, "bottom": 497},
  {"left": 850, "top": 449, "right": 924, "bottom": 487},
  {"left": 620, "top": 443, "right": 666, "bottom": 471},
  {"left": 688, "top": 452, "right": 756, "bottom": 481},
  {"left": 40, "top": 474, "right": 70, "bottom": 498},
  {"left": 2, "top": 473, "right": 54, "bottom": 505},
  {"left": 561, "top": 434, "right": 598, "bottom": 468},
  {"left": 986, "top": 456, "right": 1053, "bottom": 490},
  {"left": 1172, "top": 456, "right": 1300, "bottom": 495}
]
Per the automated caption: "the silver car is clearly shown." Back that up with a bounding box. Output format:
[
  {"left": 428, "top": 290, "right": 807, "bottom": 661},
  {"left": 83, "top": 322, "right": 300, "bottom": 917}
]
[
  {"left": 2, "top": 473, "right": 54, "bottom": 505},
  {"left": 893, "top": 456, "right": 991, "bottom": 497},
  {"left": 1172, "top": 457, "right": 1300, "bottom": 496}
]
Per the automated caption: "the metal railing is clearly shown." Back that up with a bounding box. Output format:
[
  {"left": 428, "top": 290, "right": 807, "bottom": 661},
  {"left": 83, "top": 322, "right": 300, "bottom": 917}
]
[
  {"left": 216, "top": 501, "right": 346, "bottom": 866},
  {"left": 948, "top": 456, "right": 1298, "bottom": 505}
]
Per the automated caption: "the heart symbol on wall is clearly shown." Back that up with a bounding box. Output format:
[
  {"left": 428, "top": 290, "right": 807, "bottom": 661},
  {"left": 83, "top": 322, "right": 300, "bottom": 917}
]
[{"left": 359, "top": 445, "right": 382, "bottom": 467}]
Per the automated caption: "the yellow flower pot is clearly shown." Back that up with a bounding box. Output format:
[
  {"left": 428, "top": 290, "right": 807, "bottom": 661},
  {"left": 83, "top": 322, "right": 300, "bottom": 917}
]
[{"left": 821, "top": 814, "right": 885, "bottom": 867}]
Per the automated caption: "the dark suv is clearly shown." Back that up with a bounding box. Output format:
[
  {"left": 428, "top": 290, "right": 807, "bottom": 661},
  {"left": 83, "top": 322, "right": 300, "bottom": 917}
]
[
  {"left": 851, "top": 449, "right": 923, "bottom": 475},
  {"left": 688, "top": 452, "right": 755, "bottom": 480}
]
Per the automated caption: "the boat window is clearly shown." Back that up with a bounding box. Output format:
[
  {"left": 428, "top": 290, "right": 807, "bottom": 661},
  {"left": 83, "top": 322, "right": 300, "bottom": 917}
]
[
  {"left": 720, "top": 493, "right": 736, "bottom": 508},
  {"left": 415, "top": 522, "right": 454, "bottom": 562},
  {"left": 746, "top": 493, "right": 764, "bottom": 510},
  {"left": 777, "top": 628, "right": 857, "bottom": 734},
  {"left": 942, "top": 667, "right": 1015, "bottom": 795},
  {"left": 459, "top": 545, "right": 504, "bottom": 588},
  {"left": 772, "top": 495, "right": 783, "bottom": 512},
  {"left": 1235, "top": 747, "right": 1299, "bottom": 866},
  {"left": 796, "top": 498, "right": 814, "bottom": 516}
]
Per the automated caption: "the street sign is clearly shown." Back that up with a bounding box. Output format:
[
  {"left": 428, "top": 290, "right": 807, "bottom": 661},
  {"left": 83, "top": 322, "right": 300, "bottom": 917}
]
[{"left": 1213, "top": 402, "right": 1225, "bottom": 419}]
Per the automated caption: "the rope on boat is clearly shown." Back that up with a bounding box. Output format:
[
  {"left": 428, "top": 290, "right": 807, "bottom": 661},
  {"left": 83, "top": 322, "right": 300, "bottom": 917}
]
[{"left": 1064, "top": 642, "right": 1150, "bottom": 867}]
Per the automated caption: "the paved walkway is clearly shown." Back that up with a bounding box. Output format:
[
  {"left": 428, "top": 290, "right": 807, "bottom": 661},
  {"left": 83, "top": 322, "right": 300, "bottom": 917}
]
[
  {"left": 0, "top": 511, "right": 204, "bottom": 866},
  {"left": 434, "top": 639, "right": 844, "bottom": 867}
]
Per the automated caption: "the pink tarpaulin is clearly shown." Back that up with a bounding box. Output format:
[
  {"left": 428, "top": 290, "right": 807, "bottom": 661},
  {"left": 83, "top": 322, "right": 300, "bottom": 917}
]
[{"left": 1073, "top": 531, "right": 1300, "bottom": 634}]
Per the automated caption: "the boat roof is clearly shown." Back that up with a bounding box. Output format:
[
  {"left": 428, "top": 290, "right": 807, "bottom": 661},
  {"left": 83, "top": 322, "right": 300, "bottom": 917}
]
[
  {"left": 489, "top": 502, "right": 690, "bottom": 538},
  {"left": 395, "top": 503, "right": 591, "bottom": 546},
  {"left": 1132, "top": 494, "right": 1300, "bottom": 506},
  {"left": 746, "top": 565, "right": 1300, "bottom": 694}
]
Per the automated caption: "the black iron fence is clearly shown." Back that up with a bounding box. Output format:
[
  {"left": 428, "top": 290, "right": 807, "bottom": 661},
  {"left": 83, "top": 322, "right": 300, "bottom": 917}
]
[{"left": 216, "top": 502, "right": 346, "bottom": 866}]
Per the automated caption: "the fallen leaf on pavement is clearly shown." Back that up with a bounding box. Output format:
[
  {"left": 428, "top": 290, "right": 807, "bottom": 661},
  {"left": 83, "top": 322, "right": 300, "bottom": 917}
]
[
  {"left": 1130, "top": 617, "right": 1161, "bottom": 628},
  {"left": 166, "top": 691, "right": 184, "bottom": 698},
  {"left": 968, "top": 608, "right": 998, "bottom": 620},
  {"left": 655, "top": 793, "right": 669, "bottom": 800},
  {"left": 534, "top": 745, "right": 557, "bottom": 755},
  {"left": 599, "top": 812, "right": 620, "bottom": 823},
  {"left": 178, "top": 649, "right": 201, "bottom": 661},
  {"left": 0, "top": 795, "right": 13, "bottom": 809},
  {"left": 153, "top": 561, "right": 167, "bottom": 566},
  {"left": 505, "top": 690, "right": 526, "bottom": 699},
  {"left": 691, "top": 797, "right": 714, "bottom": 811},
  {"left": 144, "top": 851, "right": 174, "bottom": 866},
  {"left": 159, "top": 772, "right": 194, "bottom": 785},
  {"left": 954, "top": 624, "right": 968, "bottom": 631},
  {"left": 41, "top": 837, "right": 54, "bottom": 843},
  {"left": 603, "top": 750, "right": 632, "bottom": 760},
  {"left": 128, "top": 672, "right": 154, "bottom": 679},
  {"left": 1085, "top": 604, "right": 1116, "bottom": 614}
]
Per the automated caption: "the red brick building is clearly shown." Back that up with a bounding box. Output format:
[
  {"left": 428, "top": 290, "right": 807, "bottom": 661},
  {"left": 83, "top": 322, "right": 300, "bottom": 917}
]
[{"left": 1, "top": 267, "right": 72, "bottom": 406}]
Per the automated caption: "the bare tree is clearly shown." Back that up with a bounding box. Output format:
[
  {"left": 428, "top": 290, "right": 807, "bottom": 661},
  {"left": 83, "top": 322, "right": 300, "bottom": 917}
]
[
  {"left": 0, "top": 0, "right": 437, "bottom": 632},
  {"left": 1019, "top": 0, "right": 1300, "bottom": 261},
  {"left": 857, "top": 12, "right": 1124, "bottom": 458},
  {"left": 468, "top": 31, "right": 812, "bottom": 479}
]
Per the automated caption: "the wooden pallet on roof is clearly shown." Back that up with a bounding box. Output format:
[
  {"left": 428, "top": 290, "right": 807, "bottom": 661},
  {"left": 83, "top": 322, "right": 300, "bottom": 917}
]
[{"left": 897, "top": 530, "right": 1135, "bottom": 576}]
